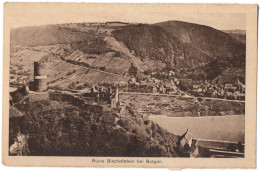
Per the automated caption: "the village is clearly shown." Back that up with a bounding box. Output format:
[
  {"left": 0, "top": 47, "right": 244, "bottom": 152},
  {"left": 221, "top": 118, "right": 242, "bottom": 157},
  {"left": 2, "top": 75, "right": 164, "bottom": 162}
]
[
  {"left": 188, "top": 79, "right": 245, "bottom": 100},
  {"left": 107, "top": 70, "right": 245, "bottom": 101}
]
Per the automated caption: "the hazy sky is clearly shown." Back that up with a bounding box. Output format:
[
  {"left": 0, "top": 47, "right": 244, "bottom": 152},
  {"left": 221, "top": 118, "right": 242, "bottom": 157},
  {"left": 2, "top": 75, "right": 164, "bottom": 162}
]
[{"left": 6, "top": 3, "right": 246, "bottom": 30}]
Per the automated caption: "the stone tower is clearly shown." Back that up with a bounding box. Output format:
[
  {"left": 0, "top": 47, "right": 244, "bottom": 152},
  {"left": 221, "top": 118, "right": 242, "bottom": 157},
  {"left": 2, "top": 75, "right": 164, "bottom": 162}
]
[{"left": 34, "top": 61, "right": 48, "bottom": 92}]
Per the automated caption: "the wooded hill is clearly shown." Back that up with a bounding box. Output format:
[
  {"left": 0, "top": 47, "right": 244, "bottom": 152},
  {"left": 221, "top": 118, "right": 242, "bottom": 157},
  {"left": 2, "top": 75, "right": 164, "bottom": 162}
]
[{"left": 112, "top": 21, "right": 245, "bottom": 82}]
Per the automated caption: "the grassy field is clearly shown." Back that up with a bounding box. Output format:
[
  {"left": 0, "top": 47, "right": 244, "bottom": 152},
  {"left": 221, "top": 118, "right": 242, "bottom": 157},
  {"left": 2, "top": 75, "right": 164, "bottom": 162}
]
[{"left": 10, "top": 48, "right": 50, "bottom": 85}]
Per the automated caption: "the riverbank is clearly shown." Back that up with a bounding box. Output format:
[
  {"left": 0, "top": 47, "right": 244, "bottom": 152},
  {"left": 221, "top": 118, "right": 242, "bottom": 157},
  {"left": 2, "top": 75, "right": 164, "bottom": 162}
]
[{"left": 149, "top": 115, "right": 245, "bottom": 143}]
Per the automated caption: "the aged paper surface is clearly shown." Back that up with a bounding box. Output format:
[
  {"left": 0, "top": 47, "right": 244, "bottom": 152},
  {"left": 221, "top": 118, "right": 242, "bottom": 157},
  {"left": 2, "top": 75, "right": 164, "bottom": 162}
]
[{"left": 2, "top": 3, "right": 257, "bottom": 168}]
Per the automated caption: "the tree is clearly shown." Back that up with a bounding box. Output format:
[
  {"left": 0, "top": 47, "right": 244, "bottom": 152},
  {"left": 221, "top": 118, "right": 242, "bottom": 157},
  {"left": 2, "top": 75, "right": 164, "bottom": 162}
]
[
  {"left": 114, "top": 51, "right": 121, "bottom": 57},
  {"left": 99, "top": 66, "right": 106, "bottom": 71},
  {"left": 12, "top": 92, "right": 24, "bottom": 103},
  {"left": 128, "top": 65, "right": 138, "bottom": 77}
]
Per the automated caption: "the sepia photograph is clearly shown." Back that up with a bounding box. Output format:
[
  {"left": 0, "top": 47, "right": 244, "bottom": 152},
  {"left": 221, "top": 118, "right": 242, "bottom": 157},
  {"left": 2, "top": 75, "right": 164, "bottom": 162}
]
[{"left": 2, "top": 3, "right": 257, "bottom": 168}]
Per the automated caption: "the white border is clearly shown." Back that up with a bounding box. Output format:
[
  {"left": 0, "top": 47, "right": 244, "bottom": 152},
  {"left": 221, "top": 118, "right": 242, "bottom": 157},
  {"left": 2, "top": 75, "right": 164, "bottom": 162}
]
[{"left": 0, "top": 0, "right": 259, "bottom": 171}]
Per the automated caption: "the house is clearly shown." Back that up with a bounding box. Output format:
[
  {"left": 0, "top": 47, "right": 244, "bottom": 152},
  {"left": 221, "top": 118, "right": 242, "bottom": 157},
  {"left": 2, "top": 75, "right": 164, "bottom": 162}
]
[
  {"left": 240, "top": 85, "right": 246, "bottom": 93},
  {"left": 130, "top": 77, "right": 136, "bottom": 83},
  {"left": 206, "top": 88, "right": 214, "bottom": 96},
  {"left": 140, "top": 81, "right": 148, "bottom": 86},
  {"left": 230, "top": 86, "right": 237, "bottom": 92},
  {"left": 234, "top": 92, "right": 245, "bottom": 100},
  {"left": 147, "top": 82, "right": 154, "bottom": 87},
  {"left": 189, "top": 138, "right": 244, "bottom": 158},
  {"left": 224, "top": 84, "right": 233, "bottom": 90},
  {"left": 159, "top": 85, "right": 166, "bottom": 94},
  {"left": 134, "top": 82, "right": 140, "bottom": 86},
  {"left": 169, "top": 91, "right": 176, "bottom": 95},
  {"left": 197, "top": 88, "right": 203, "bottom": 93},
  {"left": 211, "top": 90, "right": 218, "bottom": 97},
  {"left": 152, "top": 86, "right": 157, "bottom": 93},
  {"left": 220, "top": 89, "right": 225, "bottom": 96},
  {"left": 119, "top": 80, "right": 127, "bottom": 87},
  {"left": 154, "top": 79, "right": 160, "bottom": 84},
  {"left": 226, "top": 92, "right": 234, "bottom": 98},
  {"left": 169, "top": 71, "right": 175, "bottom": 76},
  {"left": 165, "top": 82, "right": 172, "bottom": 88},
  {"left": 193, "top": 85, "right": 199, "bottom": 89}
]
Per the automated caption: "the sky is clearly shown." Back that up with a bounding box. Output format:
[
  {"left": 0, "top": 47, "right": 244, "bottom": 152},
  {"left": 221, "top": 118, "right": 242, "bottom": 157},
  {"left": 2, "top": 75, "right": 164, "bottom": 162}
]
[{"left": 5, "top": 3, "right": 246, "bottom": 30}]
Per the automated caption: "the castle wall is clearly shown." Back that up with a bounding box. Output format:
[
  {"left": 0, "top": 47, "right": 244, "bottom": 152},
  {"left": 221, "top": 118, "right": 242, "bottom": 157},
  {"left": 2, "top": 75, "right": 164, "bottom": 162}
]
[{"left": 28, "top": 91, "right": 49, "bottom": 102}]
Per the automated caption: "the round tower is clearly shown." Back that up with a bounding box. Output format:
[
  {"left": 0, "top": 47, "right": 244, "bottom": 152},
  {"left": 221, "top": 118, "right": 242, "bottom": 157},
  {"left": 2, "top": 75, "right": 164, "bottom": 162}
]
[{"left": 34, "top": 61, "right": 48, "bottom": 92}]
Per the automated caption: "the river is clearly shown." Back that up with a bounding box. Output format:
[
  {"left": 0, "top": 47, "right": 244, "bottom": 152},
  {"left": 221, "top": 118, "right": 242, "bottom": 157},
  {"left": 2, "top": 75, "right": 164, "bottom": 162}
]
[{"left": 149, "top": 115, "right": 245, "bottom": 143}]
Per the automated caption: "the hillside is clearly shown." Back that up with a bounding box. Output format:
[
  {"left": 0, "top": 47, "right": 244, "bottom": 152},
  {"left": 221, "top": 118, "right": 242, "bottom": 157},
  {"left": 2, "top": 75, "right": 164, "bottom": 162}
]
[
  {"left": 223, "top": 30, "right": 246, "bottom": 35},
  {"left": 155, "top": 21, "right": 245, "bottom": 58},
  {"left": 10, "top": 25, "right": 101, "bottom": 47},
  {"left": 188, "top": 56, "right": 245, "bottom": 83},
  {"left": 112, "top": 21, "right": 245, "bottom": 82},
  {"left": 222, "top": 30, "right": 246, "bottom": 44},
  {"left": 10, "top": 99, "right": 184, "bottom": 157}
]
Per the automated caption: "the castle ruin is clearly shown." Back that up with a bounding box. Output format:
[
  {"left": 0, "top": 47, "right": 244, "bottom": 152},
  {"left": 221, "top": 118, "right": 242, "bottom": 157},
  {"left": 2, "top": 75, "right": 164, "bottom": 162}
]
[{"left": 33, "top": 61, "right": 48, "bottom": 92}]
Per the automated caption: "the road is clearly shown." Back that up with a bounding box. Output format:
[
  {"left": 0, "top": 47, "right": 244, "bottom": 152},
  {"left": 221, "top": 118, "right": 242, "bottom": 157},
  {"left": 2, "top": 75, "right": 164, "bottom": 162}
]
[{"left": 120, "top": 91, "right": 245, "bottom": 103}]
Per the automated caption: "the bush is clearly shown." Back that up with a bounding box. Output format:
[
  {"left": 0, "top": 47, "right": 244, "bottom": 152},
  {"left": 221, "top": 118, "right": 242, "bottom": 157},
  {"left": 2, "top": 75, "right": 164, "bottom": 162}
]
[
  {"left": 128, "top": 65, "right": 138, "bottom": 77},
  {"left": 87, "top": 56, "right": 96, "bottom": 59},
  {"left": 144, "top": 120, "right": 150, "bottom": 125},
  {"left": 72, "top": 38, "right": 112, "bottom": 55},
  {"left": 12, "top": 92, "right": 24, "bottom": 103},
  {"left": 69, "top": 82, "right": 76, "bottom": 89},
  {"left": 18, "top": 65, "right": 24, "bottom": 70},
  {"left": 99, "top": 66, "right": 106, "bottom": 71},
  {"left": 114, "top": 51, "right": 122, "bottom": 57}
]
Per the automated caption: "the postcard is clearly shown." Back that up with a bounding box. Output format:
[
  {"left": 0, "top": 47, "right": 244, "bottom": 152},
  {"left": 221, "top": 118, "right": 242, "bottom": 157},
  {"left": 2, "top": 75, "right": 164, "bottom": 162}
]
[{"left": 2, "top": 3, "right": 258, "bottom": 168}]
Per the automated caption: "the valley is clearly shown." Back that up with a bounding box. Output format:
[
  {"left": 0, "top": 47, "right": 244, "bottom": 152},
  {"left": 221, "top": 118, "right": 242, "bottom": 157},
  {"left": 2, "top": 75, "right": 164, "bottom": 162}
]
[{"left": 9, "top": 20, "right": 246, "bottom": 158}]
